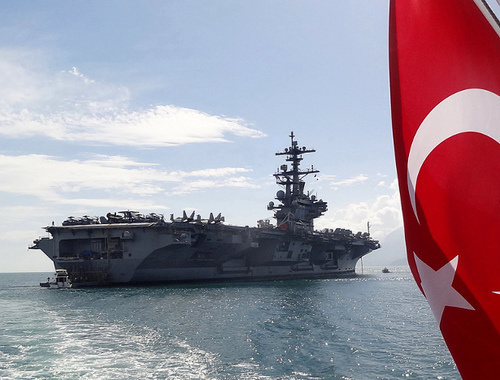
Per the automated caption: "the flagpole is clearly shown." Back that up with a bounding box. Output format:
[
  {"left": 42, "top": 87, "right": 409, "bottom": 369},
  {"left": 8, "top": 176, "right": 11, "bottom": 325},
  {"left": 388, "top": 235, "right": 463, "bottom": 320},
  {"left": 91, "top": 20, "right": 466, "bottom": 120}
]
[{"left": 476, "top": 0, "right": 500, "bottom": 37}]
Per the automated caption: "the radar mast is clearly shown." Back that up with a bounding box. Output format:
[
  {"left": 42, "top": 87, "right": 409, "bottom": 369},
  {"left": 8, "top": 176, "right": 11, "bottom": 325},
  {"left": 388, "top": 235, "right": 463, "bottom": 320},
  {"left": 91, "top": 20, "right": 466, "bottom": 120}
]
[{"left": 268, "top": 132, "right": 327, "bottom": 232}]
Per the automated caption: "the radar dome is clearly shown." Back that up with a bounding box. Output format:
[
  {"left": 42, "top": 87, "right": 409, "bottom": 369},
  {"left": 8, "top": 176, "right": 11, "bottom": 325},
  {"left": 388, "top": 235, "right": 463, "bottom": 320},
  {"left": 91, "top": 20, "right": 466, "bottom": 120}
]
[{"left": 276, "top": 190, "right": 285, "bottom": 200}]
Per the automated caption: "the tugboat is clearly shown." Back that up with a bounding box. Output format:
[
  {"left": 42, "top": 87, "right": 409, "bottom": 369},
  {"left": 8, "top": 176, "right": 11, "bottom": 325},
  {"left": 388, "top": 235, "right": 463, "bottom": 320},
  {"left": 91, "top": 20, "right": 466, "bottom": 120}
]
[
  {"left": 31, "top": 132, "right": 380, "bottom": 287},
  {"left": 40, "top": 269, "right": 72, "bottom": 289}
]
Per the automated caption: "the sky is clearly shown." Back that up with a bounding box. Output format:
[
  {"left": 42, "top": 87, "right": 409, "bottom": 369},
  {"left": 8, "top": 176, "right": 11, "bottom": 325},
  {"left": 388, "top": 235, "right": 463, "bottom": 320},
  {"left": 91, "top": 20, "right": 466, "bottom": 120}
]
[{"left": 2, "top": 1, "right": 498, "bottom": 272}]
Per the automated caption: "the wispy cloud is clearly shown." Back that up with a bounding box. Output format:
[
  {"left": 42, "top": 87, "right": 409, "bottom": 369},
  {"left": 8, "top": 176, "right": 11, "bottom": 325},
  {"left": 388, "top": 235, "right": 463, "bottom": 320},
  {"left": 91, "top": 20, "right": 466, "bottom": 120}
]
[
  {"left": 0, "top": 154, "right": 258, "bottom": 205},
  {"left": 0, "top": 49, "right": 265, "bottom": 147},
  {"left": 171, "top": 176, "right": 259, "bottom": 195},
  {"left": 65, "top": 66, "right": 95, "bottom": 84},
  {"left": 323, "top": 174, "right": 369, "bottom": 190}
]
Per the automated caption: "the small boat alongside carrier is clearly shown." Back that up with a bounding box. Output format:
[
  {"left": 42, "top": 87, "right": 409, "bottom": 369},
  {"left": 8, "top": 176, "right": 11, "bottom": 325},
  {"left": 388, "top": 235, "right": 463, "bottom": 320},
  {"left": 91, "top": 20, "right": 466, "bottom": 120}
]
[{"left": 40, "top": 269, "right": 72, "bottom": 289}]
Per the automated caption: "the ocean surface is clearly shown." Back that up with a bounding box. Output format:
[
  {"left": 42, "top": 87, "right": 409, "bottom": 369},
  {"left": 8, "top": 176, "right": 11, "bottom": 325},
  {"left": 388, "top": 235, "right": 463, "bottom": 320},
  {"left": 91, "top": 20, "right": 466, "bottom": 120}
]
[{"left": 0, "top": 267, "right": 459, "bottom": 379}]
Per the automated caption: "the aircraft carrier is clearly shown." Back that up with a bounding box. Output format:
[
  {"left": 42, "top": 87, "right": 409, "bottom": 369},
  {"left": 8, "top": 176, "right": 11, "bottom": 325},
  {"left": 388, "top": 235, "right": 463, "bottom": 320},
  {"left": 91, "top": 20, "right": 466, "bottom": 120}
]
[{"left": 30, "top": 132, "right": 380, "bottom": 286}]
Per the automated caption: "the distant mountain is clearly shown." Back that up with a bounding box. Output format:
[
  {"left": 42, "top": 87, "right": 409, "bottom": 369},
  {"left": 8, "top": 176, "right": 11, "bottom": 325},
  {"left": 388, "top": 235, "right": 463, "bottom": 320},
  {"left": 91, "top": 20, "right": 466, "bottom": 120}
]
[
  {"left": 389, "top": 257, "right": 408, "bottom": 266},
  {"left": 363, "top": 226, "right": 407, "bottom": 266}
]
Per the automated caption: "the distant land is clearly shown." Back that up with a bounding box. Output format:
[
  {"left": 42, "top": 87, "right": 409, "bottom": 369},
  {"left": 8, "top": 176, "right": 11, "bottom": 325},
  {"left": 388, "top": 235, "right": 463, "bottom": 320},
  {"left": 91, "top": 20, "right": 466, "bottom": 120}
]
[{"left": 363, "top": 227, "right": 407, "bottom": 267}]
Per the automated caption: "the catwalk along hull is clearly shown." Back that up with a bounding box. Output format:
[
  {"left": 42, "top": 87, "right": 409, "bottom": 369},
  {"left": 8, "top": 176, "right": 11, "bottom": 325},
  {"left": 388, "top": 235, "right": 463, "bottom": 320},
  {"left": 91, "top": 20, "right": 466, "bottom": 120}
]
[
  {"left": 30, "top": 132, "right": 379, "bottom": 286},
  {"left": 31, "top": 221, "right": 378, "bottom": 286}
]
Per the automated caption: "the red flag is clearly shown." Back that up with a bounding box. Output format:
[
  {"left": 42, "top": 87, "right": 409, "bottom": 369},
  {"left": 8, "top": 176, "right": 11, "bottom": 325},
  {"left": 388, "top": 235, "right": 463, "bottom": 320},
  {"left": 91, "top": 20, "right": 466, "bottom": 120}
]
[{"left": 390, "top": 0, "right": 500, "bottom": 378}]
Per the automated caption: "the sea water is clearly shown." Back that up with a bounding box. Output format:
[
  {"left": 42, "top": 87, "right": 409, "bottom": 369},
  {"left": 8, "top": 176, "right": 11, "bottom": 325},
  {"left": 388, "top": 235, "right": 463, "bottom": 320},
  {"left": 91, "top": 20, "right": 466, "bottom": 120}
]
[{"left": 0, "top": 267, "right": 459, "bottom": 379}]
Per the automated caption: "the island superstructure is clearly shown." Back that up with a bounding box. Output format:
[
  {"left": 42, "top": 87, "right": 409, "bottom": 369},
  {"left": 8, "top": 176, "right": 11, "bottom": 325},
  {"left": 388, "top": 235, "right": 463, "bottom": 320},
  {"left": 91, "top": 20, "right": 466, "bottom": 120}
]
[
  {"left": 268, "top": 131, "right": 327, "bottom": 233},
  {"left": 30, "top": 132, "right": 380, "bottom": 286}
]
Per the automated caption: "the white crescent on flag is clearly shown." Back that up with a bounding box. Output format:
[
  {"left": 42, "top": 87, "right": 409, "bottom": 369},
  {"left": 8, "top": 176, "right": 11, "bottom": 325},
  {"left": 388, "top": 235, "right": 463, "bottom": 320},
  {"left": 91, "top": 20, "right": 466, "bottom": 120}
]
[{"left": 407, "top": 88, "right": 500, "bottom": 222}]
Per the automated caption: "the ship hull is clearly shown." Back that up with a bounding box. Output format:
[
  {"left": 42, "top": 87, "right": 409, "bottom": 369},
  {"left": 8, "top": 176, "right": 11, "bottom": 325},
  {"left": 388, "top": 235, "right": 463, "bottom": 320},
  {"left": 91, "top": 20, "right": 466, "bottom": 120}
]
[{"left": 31, "top": 221, "right": 378, "bottom": 287}]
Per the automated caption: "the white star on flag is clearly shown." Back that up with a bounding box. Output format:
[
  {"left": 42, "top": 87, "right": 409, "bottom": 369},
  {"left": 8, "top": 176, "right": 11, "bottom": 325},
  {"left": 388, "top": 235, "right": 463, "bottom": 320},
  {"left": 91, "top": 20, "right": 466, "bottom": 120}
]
[{"left": 414, "top": 253, "right": 474, "bottom": 324}]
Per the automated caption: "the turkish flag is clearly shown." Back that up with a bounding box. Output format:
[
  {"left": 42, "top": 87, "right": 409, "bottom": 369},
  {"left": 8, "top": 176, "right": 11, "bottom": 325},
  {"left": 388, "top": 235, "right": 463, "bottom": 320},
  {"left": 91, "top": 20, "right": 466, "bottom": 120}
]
[{"left": 390, "top": 0, "right": 500, "bottom": 378}]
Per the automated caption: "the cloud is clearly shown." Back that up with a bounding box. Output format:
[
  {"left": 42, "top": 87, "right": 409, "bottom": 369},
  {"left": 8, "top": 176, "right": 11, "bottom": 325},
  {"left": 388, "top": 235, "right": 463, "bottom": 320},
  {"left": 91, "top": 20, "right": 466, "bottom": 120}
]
[
  {"left": 0, "top": 49, "right": 265, "bottom": 147},
  {"left": 324, "top": 174, "right": 369, "bottom": 190},
  {"left": 0, "top": 154, "right": 258, "bottom": 206},
  {"left": 171, "top": 176, "right": 259, "bottom": 195},
  {"left": 65, "top": 66, "right": 96, "bottom": 84},
  {"left": 315, "top": 179, "right": 403, "bottom": 240}
]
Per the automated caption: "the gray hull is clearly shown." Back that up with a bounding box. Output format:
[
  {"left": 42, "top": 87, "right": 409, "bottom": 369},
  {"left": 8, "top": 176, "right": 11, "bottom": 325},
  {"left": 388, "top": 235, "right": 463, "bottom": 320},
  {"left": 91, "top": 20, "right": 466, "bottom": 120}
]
[{"left": 31, "top": 221, "right": 378, "bottom": 286}]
